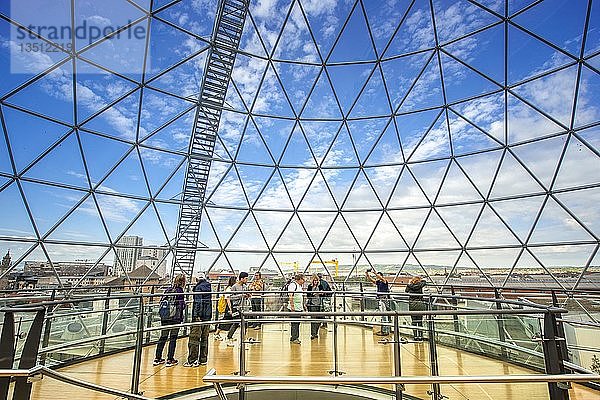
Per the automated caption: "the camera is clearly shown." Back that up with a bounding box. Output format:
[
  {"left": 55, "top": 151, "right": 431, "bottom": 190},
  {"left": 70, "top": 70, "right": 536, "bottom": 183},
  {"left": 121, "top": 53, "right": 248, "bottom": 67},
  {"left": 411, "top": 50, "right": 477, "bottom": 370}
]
[{"left": 367, "top": 268, "right": 373, "bottom": 273}]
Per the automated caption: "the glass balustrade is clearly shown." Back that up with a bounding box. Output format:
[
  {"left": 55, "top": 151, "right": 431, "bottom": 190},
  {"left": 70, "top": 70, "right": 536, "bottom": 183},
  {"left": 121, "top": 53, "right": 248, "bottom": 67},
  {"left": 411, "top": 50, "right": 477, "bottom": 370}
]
[{"left": 1, "top": 288, "right": 599, "bottom": 400}]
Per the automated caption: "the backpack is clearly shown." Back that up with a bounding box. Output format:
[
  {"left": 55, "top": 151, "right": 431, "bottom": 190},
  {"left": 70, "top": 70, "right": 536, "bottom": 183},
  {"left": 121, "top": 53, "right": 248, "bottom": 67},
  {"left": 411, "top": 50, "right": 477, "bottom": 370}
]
[
  {"left": 158, "top": 292, "right": 177, "bottom": 321},
  {"left": 278, "top": 279, "right": 292, "bottom": 309},
  {"left": 320, "top": 279, "right": 332, "bottom": 296},
  {"left": 217, "top": 295, "right": 227, "bottom": 314}
]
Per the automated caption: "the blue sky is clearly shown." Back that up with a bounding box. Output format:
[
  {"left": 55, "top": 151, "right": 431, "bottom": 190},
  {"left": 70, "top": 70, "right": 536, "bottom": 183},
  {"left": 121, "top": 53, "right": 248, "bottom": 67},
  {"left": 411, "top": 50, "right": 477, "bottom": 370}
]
[{"left": 0, "top": 0, "right": 599, "bottom": 286}]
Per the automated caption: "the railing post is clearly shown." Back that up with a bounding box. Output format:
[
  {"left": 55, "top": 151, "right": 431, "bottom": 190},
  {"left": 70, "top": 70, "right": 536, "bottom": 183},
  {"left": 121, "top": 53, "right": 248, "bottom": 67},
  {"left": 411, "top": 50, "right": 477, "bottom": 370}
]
[
  {"left": 13, "top": 308, "right": 45, "bottom": 400},
  {"left": 239, "top": 310, "right": 246, "bottom": 400},
  {"left": 426, "top": 297, "right": 441, "bottom": 400},
  {"left": 99, "top": 287, "right": 111, "bottom": 355},
  {"left": 328, "top": 309, "right": 344, "bottom": 376},
  {"left": 130, "top": 296, "right": 145, "bottom": 395},
  {"left": 550, "top": 290, "right": 559, "bottom": 307},
  {"left": 40, "top": 289, "right": 56, "bottom": 365},
  {"left": 0, "top": 311, "right": 16, "bottom": 399},
  {"left": 145, "top": 286, "right": 155, "bottom": 345},
  {"left": 342, "top": 283, "right": 347, "bottom": 313},
  {"left": 542, "top": 312, "right": 570, "bottom": 400},
  {"left": 359, "top": 282, "right": 365, "bottom": 322},
  {"left": 393, "top": 314, "right": 403, "bottom": 400},
  {"left": 494, "top": 288, "right": 507, "bottom": 358},
  {"left": 450, "top": 286, "right": 460, "bottom": 348},
  {"left": 182, "top": 288, "right": 189, "bottom": 337}
]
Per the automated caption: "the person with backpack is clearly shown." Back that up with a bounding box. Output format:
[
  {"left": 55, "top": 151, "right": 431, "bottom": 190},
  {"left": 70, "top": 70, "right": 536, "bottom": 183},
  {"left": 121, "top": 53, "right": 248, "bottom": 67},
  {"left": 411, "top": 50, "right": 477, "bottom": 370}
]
[
  {"left": 214, "top": 276, "right": 236, "bottom": 341},
  {"left": 226, "top": 272, "right": 250, "bottom": 347},
  {"left": 184, "top": 272, "right": 211, "bottom": 367},
  {"left": 278, "top": 277, "right": 293, "bottom": 311},
  {"left": 288, "top": 273, "right": 305, "bottom": 344},
  {"left": 154, "top": 274, "right": 186, "bottom": 367},
  {"left": 366, "top": 269, "right": 391, "bottom": 336}
]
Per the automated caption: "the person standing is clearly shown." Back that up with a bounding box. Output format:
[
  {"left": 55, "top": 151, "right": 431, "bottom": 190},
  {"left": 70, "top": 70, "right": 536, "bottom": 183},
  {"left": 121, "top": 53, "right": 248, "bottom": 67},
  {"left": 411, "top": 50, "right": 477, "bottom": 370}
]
[
  {"left": 185, "top": 272, "right": 211, "bottom": 367},
  {"left": 214, "top": 276, "right": 236, "bottom": 341},
  {"left": 317, "top": 272, "right": 332, "bottom": 329},
  {"left": 288, "top": 273, "right": 305, "bottom": 344},
  {"left": 365, "top": 269, "right": 391, "bottom": 336},
  {"left": 226, "top": 272, "right": 249, "bottom": 347},
  {"left": 248, "top": 271, "right": 265, "bottom": 330},
  {"left": 154, "top": 274, "right": 186, "bottom": 367},
  {"left": 405, "top": 276, "right": 427, "bottom": 341},
  {"left": 307, "top": 274, "right": 323, "bottom": 339}
]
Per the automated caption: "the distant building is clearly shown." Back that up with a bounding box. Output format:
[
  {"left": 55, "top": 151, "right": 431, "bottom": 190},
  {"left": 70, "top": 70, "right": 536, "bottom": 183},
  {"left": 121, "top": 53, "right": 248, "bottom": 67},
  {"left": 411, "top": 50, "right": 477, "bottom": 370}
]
[
  {"left": 137, "top": 246, "right": 169, "bottom": 277},
  {"left": 36, "top": 275, "right": 106, "bottom": 288},
  {"left": 24, "top": 260, "right": 108, "bottom": 277},
  {"left": 22, "top": 260, "right": 108, "bottom": 288},
  {"left": 207, "top": 270, "right": 237, "bottom": 283},
  {"left": 1, "top": 250, "right": 10, "bottom": 272},
  {"left": 114, "top": 236, "right": 143, "bottom": 276},
  {"left": 5, "top": 271, "right": 37, "bottom": 290},
  {"left": 105, "top": 265, "right": 162, "bottom": 291},
  {"left": 0, "top": 250, "right": 11, "bottom": 289}
]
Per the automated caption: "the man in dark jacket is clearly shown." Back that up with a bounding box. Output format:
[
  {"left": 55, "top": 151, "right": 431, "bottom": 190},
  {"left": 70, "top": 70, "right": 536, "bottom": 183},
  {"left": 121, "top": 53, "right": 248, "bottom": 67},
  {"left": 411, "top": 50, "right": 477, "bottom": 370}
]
[
  {"left": 185, "top": 272, "right": 212, "bottom": 366},
  {"left": 317, "top": 273, "right": 332, "bottom": 329}
]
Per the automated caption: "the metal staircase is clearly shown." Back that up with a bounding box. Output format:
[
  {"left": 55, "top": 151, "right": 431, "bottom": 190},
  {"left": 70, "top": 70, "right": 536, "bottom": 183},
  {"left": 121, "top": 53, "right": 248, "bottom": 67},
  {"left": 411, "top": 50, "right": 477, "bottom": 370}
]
[{"left": 172, "top": 0, "right": 250, "bottom": 278}]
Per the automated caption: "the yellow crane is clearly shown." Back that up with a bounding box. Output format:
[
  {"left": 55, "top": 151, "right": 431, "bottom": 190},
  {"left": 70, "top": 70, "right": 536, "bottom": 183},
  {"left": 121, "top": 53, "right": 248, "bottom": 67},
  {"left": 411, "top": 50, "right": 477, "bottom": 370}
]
[
  {"left": 277, "top": 261, "right": 299, "bottom": 273},
  {"left": 311, "top": 258, "right": 339, "bottom": 278},
  {"left": 277, "top": 259, "right": 339, "bottom": 277}
]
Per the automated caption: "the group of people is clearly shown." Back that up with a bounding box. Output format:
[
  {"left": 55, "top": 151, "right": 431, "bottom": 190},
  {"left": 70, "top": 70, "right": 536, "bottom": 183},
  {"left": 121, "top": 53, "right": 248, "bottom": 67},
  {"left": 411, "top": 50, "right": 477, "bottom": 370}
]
[
  {"left": 153, "top": 272, "right": 213, "bottom": 367},
  {"left": 213, "top": 271, "right": 265, "bottom": 346},
  {"left": 152, "top": 268, "right": 427, "bottom": 368},
  {"left": 286, "top": 273, "right": 333, "bottom": 343},
  {"left": 153, "top": 271, "right": 267, "bottom": 367}
]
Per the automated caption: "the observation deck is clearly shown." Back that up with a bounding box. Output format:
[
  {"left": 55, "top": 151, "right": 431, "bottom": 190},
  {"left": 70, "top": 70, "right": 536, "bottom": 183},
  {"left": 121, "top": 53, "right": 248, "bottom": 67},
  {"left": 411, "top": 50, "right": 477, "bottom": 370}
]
[{"left": 1, "top": 286, "right": 600, "bottom": 400}]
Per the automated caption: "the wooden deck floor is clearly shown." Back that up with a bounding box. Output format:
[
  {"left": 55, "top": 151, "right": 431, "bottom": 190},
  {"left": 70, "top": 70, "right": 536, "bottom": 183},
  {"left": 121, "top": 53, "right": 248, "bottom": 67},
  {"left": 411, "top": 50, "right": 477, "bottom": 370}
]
[{"left": 28, "top": 323, "right": 599, "bottom": 400}]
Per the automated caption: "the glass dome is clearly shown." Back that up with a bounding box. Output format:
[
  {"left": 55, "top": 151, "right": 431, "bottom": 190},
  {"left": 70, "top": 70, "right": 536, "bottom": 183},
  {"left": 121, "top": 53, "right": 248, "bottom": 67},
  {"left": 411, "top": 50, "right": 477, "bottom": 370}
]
[{"left": 0, "top": 0, "right": 599, "bottom": 289}]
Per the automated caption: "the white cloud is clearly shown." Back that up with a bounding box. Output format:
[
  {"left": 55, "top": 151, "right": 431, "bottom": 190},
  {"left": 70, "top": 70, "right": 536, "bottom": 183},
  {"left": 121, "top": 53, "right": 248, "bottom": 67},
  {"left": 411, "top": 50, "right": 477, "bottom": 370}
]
[
  {"left": 251, "top": 0, "right": 279, "bottom": 20},
  {"left": 87, "top": 15, "right": 112, "bottom": 27},
  {"left": 3, "top": 38, "right": 56, "bottom": 74},
  {"left": 89, "top": 187, "right": 143, "bottom": 223}
]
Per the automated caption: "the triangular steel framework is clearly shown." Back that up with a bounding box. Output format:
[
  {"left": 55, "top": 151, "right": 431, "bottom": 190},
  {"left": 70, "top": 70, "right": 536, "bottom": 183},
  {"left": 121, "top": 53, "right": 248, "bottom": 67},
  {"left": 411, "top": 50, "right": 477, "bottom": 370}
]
[{"left": 0, "top": 0, "right": 598, "bottom": 299}]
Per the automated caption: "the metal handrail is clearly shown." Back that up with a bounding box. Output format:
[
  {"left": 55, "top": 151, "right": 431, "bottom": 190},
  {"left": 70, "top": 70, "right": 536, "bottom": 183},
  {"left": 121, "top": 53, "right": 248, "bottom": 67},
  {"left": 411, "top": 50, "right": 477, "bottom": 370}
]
[
  {"left": 3, "top": 282, "right": 598, "bottom": 296},
  {"left": 202, "top": 368, "right": 600, "bottom": 385},
  {"left": 558, "top": 319, "right": 600, "bottom": 329},
  {"left": 0, "top": 365, "right": 151, "bottom": 400},
  {"left": 1, "top": 289, "right": 562, "bottom": 311},
  {"left": 246, "top": 308, "right": 567, "bottom": 316}
]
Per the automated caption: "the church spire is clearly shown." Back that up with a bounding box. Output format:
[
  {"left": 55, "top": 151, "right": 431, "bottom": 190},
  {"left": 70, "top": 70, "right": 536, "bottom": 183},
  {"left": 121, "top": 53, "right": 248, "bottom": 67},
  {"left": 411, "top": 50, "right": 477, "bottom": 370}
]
[{"left": 1, "top": 250, "right": 11, "bottom": 271}]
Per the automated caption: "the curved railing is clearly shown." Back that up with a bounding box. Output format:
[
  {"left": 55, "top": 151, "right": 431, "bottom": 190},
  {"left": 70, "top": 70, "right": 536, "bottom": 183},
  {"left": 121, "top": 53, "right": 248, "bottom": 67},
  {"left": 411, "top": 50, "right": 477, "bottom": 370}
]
[{"left": 1, "top": 287, "right": 600, "bottom": 400}]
